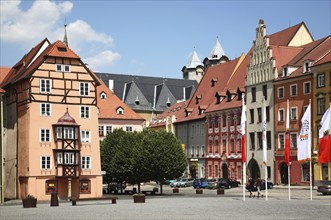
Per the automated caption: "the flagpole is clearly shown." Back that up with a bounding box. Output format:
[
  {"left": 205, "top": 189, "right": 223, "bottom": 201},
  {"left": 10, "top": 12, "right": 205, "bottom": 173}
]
[
  {"left": 243, "top": 162, "right": 246, "bottom": 201},
  {"left": 309, "top": 99, "right": 312, "bottom": 200},
  {"left": 265, "top": 165, "right": 268, "bottom": 200},
  {"left": 288, "top": 163, "right": 291, "bottom": 200}
]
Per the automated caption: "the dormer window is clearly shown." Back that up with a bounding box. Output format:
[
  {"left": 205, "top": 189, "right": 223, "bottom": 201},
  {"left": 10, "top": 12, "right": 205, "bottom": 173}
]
[
  {"left": 57, "top": 47, "right": 67, "bottom": 52},
  {"left": 196, "top": 95, "right": 201, "bottom": 104},
  {"left": 227, "top": 93, "right": 232, "bottom": 102},
  {"left": 303, "top": 60, "right": 311, "bottom": 73},
  {"left": 100, "top": 92, "right": 107, "bottom": 99},
  {"left": 283, "top": 67, "right": 288, "bottom": 77},
  {"left": 211, "top": 78, "right": 217, "bottom": 87},
  {"left": 116, "top": 107, "right": 124, "bottom": 115}
]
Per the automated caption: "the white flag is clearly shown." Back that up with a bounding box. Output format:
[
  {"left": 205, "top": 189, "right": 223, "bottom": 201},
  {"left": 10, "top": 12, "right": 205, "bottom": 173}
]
[
  {"left": 262, "top": 101, "right": 267, "bottom": 165},
  {"left": 297, "top": 104, "right": 311, "bottom": 161}
]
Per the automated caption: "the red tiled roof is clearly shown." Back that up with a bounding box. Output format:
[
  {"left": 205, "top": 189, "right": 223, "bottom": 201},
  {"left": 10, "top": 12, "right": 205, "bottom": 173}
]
[
  {"left": 97, "top": 81, "right": 144, "bottom": 120},
  {"left": 313, "top": 51, "right": 331, "bottom": 66},
  {"left": 176, "top": 54, "right": 245, "bottom": 123},
  {"left": 270, "top": 46, "right": 303, "bottom": 71},
  {"left": 268, "top": 22, "right": 313, "bottom": 46},
  {"left": 0, "top": 67, "right": 11, "bottom": 84}
]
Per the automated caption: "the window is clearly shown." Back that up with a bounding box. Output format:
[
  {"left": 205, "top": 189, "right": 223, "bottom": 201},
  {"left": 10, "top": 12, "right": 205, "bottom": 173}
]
[
  {"left": 237, "top": 138, "right": 242, "bottom": 152},
  {"left": 267, "top": 131, "right": 271, "bottom": 149},
  {"left": 100, "top": 92, "right": 107, "bottom": 99},
  {"left": 283, "top": 67, "right": 288, "bottom": 77},
  {"left": 106, "top": 126, "right": 112, "bottom": 134},
  {"left": 257, "top": 108, "right": 262, "bottom": 123},
  {"left": 40, "top": 129, "right": 50, "bottom": 142},
  {"left": 215, "top": 139, "right": 219, "bottom": 154},
  {"left": 278, "top": 87, "right": 284, "bottom": 99},
  {"left": 80, "top": 179, "right": 91, "bottom": 194},
  {"left": 257, "top": 132, "right": 263, "bottom": 149},
  {"left": 303, "top": 82, "right": 311, "bottom": 94},
  {"left": 55, "top": 64, "right": 71, "bottom": 72},
  {"left": 249, "top": 133, "right": 255, "bottom": 150},
  {"left": 40, "top": 79, "right": 51, "bottom": 93},
  {"left": 317, "top": 74, "right": 325, "bottom": 87},
  {"left": 230, "top": 139, "right": 234, "bottom": 153},
  {"left": 57, "top": 127, "right": 62, "bottom": 139},
  {"left": 290, "top": 107, "right": 297, "bottom": 120},
  {"left": 290, "top": 133, "right": 298, "bottom": 148},
  {"left": 80, "top": 106, "right": 90, "bottom": 118},
  {"left": 278, "top": 133, "right": 285, "bottom": 149},
  {"left": 222, "top": 115, "right": 226, "bottom": 127},
  {"left": 250, "top": 109, "right": 254, "bottom": 123},
  {"left": 99, "top": 126, "right": 104, "bottom": 137},
  {"left": 126, "top": 126, "right": 133, "bottom": 132},
  {"left": 56, "top": 64, "right": 62, "bottom": 72},
  {"left": 290, "top": 84, "right": 297, "bottom": 97},
  {"left": 209, "top": 165, "right": 212, "bottom": 177},
  {"left": 81, "top": 156, "right": 91, "bottom": 169},
  {"left": 215, "top": 165, "right": 218, "bottom": 177},
  {"left": 64, "top": 152, "right": 75, "bottom": 164},
  {"left": 317, "top": 98, "right": 325, "bottom": 115},
  {"left": 251, "top": 87, "right": 256, "bottom": 102},
  {"left": 41, "top": 156, "right": 51, "bottom": 169},
  {"left": 64, "top": 65, "right": 70, "bottom": 72},
  {"left": 117, "top": 107, "right": 124, "bottom": 115},
  {"left": 79, "top": 82, "right": 89, "bottom": 96},
  {"left": 64, "top": 127, "right": 74, "bottom": 139},
  {"left": 57, "top": 152, "right": 63, "bottom": 164},
  {"left": 263, "top": 85, "right": 267, "bottom": 100},
  {"left": 278, "top": 109, "right": 284, "bottom": 122},
  {"left": 81, "top": 130, "right": 90, "bottom": 143},
  {"left": 40, "top": 103, "right": 51, "bottom": 116},
  {"left": 267, "top": 166, "right": 271, "bottom": 179},
  {"left": 303, "top": 61, "right": 310, "bottom": 73},
  {"left": 266, "top": 106, "right": 270, "bottom": 122},
  {"left": 302, "top": 163, "right": 310, "bottom": 181},
  {"left": 214, "top": 117, "right": 219, "bottom": 128}
]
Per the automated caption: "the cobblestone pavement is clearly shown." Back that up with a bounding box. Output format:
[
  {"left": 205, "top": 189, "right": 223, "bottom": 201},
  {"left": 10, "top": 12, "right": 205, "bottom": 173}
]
[{"left": 1, "top": 185, "right": 330, "bottom": 220}]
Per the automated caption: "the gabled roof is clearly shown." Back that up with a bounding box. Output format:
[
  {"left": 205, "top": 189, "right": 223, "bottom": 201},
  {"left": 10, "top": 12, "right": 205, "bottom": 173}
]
[
  {"left": 268, "top": 22, "right": 313, "bottom": 46},
  {"left": 0, "top": 67, "right": 11, "bottom": 92},
  {"left": 95, "top": 73, "right": 197, "bottom": 113},
  {"left": 1, "top": 39, "right": 99, "bottom": 88},
  {"left": 176, "top": 54, "right": 245, "bottom": 123},
  {"left": 97, "top": 81, "right": 144, "bottom": 120}
]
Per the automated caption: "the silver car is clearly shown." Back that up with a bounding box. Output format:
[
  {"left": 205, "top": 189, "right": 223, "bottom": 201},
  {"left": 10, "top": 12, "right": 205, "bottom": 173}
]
[{"left": 317, "top": 181, "right": 331, "bottom": 195}]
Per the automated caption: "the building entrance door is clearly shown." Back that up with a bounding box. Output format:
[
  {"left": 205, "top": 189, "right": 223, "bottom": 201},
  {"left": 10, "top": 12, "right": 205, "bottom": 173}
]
[
  {"left": 280, "top": 163, "right": 288, "bottom": 184},
  {"left": 222, "top": 163, "right": 228, "bottom": 179}
]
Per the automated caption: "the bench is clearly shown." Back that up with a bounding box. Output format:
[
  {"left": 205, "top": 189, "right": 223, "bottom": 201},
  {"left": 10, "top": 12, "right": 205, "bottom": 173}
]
[
  {"left": 141, "top": 190, "right": 156, "bottom": 195},
  {"left": 70, "top": 196, "right": 118, "bottom": 206}
]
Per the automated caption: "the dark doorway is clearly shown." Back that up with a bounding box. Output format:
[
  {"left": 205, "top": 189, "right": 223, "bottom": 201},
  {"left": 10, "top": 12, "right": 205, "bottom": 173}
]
[
  {"left": 279, "top": 163, "right": 288, "bottom": 184},
  {"left": 222, "top": 163, "right": 228, "bottom": 179}
]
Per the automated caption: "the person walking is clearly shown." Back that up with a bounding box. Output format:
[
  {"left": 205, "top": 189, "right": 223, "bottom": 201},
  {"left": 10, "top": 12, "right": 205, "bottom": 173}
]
[
  {"left": 256, "top": 178, "right": 264, "bottom": 198},
  {"left": 248, "top": 177, "right": 255, "bottom": 198}
]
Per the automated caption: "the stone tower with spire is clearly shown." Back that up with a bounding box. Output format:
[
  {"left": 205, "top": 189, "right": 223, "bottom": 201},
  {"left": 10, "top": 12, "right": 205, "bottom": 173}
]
[
  {"left": 203, "top": 37, "right": 229, "bottom": 69},
  {"left": 63, "top": 24, "right": 68, "bottom": 46},
  {"left": 181, "top": 48, "right": 204, "bottom": 83}
]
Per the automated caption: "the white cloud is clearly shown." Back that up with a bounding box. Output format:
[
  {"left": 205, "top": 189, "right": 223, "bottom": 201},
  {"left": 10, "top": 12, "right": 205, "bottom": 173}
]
[{"left": 84, "top": 50, "right": 121, "bottom": 72}]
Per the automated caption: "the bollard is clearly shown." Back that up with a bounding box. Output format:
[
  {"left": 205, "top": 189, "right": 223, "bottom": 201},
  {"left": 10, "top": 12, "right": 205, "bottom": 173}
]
[{"left": 50, "top": 192, "right": 59, "bottom": 206}]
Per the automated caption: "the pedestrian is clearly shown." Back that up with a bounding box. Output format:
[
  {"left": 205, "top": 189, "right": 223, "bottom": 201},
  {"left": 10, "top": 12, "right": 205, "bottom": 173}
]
[
  {"left": 248, "top": 177, "right": 255, "bottom": 198},
  {"left": 256, "top": 178, "right": 264, "bottom": 198}
]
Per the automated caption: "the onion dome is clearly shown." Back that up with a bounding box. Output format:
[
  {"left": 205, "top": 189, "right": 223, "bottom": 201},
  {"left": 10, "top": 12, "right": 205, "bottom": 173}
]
[{"left": 53, "top": 108, "right": 79, "bottom": 126}]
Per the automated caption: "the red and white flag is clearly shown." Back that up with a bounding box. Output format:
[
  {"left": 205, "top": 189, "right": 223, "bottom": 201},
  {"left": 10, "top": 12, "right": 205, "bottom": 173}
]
[
  {"left": 285, "top": 99, "right": 291, "bottom": 166},
  {"left": 318, "top": 104, "right": 331, "bottom": 163},
  {"left": 297, "top": 104, "right": 311, "bottom": 161},
  {"left": 241, "top": 98, "right": 246, "bottom": 163}
]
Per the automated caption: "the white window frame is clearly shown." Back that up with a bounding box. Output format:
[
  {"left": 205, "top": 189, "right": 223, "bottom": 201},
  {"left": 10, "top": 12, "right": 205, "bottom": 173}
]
[
  {"left": 64, "top": 127, "right": 74, "bottom": 139},
  {"left": 290, "top": 84, "right": 297, "bottom": 97},
  {"left": 80, "top": 106, "right": 90, "bottom": 118},
  {"left": 290, "top": 107, "right": 298, "bottom": 121},
  {"left": 290, "top": 132, "right": 298, "bottom": 149},
  {"left": 81, "top": 130, "right": 90, "bottom": 143},
  {"left": 117, "top": 107, "right": 124, "bottom": 115},
  {"left": 106, "top": 126, "right": 112, "bottom": 134},
  {"left": 63, "top": 64, "right": 71, "bottom": 72},
  {"left": 99, "top": 126, "right": 104, "bottom": 137},
  {"left": 57, "top": 152, "right": 63, "bottom": 164},
  {"left": 278, "top": 133, "right": 285, "bottom": 149},
  {"left": 56, "top": 64, "right": 62, "bottom": 72},
  {"left": 303, "top": 61, "right": 311, "bottom": 73},
  {"left": 57, "top": 127, "right": 62, "bottom": 139},
  {"left": 40, "top": 156, "right": 51, "bottom": 169},
  {"left": 55, "top": 64, "right": 71, "bottom": 72},
  {"left": 40, "top": 103, "right": 51, "bottom": 116},
  {"left": 125, "top": 126, "right": 133, "bottom": 132},
  {"left": 40, "top": 129, "right": 51, "bottom": 142},
  {"left": 278, "top": 87, "right": 284, "bottom": 99},
  {"left": 278, "top": 108, "right": 284, "bottom": 122},
  {"left": 81, "top": 156, "right": 91, "bottom": 169},
  {"left": 79, "top": 82, "right": 89, "bottom": 96},
  {"left": 64, "top": 152, "right": 75, "bottom": 164},
  {"left": 303, "top": 81, "right": 311, "bottom": 94},
  {"left": 40, "top": 79, "right": 51, "bottom": 93},
  {"left": 317, "top": 74, "right": 325, "bottom": 87}
]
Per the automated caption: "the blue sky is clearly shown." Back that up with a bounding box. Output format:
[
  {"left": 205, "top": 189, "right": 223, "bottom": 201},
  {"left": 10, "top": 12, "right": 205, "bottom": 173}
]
[{"left": 1, "top": 0, "right": 330, "bottom": 79}]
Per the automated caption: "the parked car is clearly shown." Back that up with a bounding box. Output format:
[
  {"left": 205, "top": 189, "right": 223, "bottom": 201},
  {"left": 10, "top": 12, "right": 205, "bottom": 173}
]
[
  {"left": 246, "top": 179, "right": 273, "bottom": 191},
  {"left": 193, "top": 178, "right": 209, "bottom": 189},
  {"left": 317, "top": 181, "right": 331, "bottom": 195},
  {"left": 163, "top": 179, "right": 177, "bottom": 185},
  {"left": 218, "top": 178, "right": 240, "bottom": 189},
  {"left": 178, "top": 178, "right": 194, "bottom": 187},
  {"left": 104, "top": 182, "right": 127, "bottom": 194},
  {"left": 208, "top": 178, "right": 223, "bottom": 189},
  {"left": 170, "top": 178, "right": 182, "bottom": 187}
]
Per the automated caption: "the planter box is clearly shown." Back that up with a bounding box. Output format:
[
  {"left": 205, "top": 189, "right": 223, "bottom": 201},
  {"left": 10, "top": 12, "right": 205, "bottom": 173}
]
[
  {"left": 133, "top": 195, "right": 145, "bottom": 203},
  {"left": 173, "top": 188, "right": 179, "bottom": 193},
  {"left": 217, "top": 189, "right": 225, "bottom": 195},
  {"left": 196, "top": 189, "right": 203, "bottom": 194},
  {"left": 22, "top": 198, "right": 37, "bottom": 208}
]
